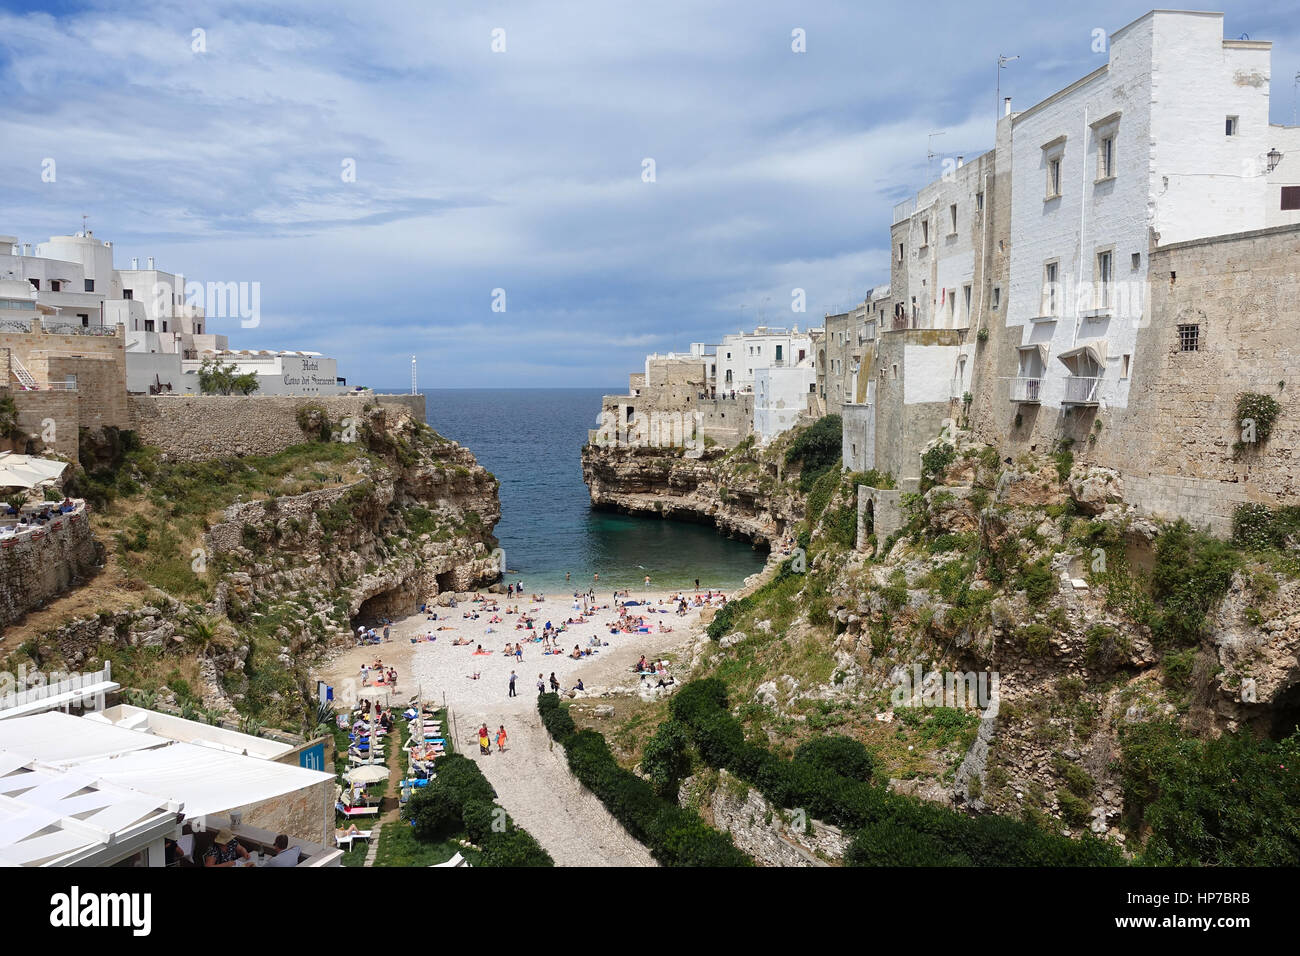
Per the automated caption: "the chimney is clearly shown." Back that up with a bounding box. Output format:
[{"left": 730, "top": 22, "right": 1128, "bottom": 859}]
[
  {"left": 147, "top": 256, "right": 155, "bottom": 269},
  {"left": 131, "top": 257, "right": 138, "bottom": 269},
  {"left": 957, "top": 155, "right": 965, "bottom": 167},
  {"left": 23, "top": 243, "right": 31, "bottom": 256},
  {"left": 1004, "top": 97, "right": 1012, "bottom": 116}
]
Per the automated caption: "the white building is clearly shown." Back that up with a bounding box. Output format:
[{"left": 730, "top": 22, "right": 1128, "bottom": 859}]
[
  {"left": 1007, "top": 10, "right": 1293, "bottom": 414},
  {"left": 3, "top": 228, "right": 351, "bottom": 398},
  {"left": 754, "top": 364, "right": 817, "bottom": 442},
  {"left": 717, "top": 326, "right": 816, "bottom": 395}
]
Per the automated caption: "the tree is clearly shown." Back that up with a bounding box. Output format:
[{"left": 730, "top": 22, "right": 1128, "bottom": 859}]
[{"left": 197, "top": 357, "right": 260, "bottom": 396}]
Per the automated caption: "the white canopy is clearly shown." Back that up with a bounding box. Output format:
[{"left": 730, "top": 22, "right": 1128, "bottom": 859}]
[
  {"left": 0, "top": 712, "right": 332, "bottom": 820},
  {"left": 0, "top": 453, "right": 67, "bottom": 490},
  {"left": 1056, "top": 340, "right": 1107, "bottom": 370}
]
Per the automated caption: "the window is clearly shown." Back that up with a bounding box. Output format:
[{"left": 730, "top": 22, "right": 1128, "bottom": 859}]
[
  {"left": 898, "top": 242, "right": 905, "bottom": 262},
  {"left": 949, "top": 204, "right": 958, "bottom": 235},
  {"left": 1131, "top": 252, "right": 1141, "bottom": 270},
  {"left": 28, "top": 278, "right": 38, "bottom": 290},
  {"left": 50, "top": 279, "right": 62, "bottom": 292},
  {"left": 963, "top": 284, "right": 973, "bottom": 324},
  {"left": 1225, "top": 116, "right": 1238, "bottom": 136},
  {"left": 1098, "top": 136, "right": 1115, "bottom": 179},
  {"left": 84, "top": 278, "right": 95, "bottom": 292},
  {"left": 123, "top": 288, "right": 133, "bottom": 300},
  {"left": 976, "top": 191, "right": 985, "bottom": 212},
  {"left": 162, "top": 321, "right": 168, "bottom": 332},
  {"left": 144, "top": 319, "right": 155, "bottom": 332},
  {"left": 921, "top": 220, "right": 930, "bottom": 246},
  {"left": 992, "top": 286, "right": 1001, "bottom": 310},
  {"left": 1282, "top": 186, "right": 1300, "bottom": 211},
  {"left": 1043, "top": 261, "right": 1060, "bottom": 316},
  {"left": 78, "top": 313, "right": 89, "bottom": 327},
  {"left": 1096, "top": 250, "right": 1113, "bottom": 309},
  {"left": 1047, "top": 157, "right": 1062, "bottom": 198},
  {"left": 1121, "top": 354, "right": 1131, "bottom": 379},
  {"left": 1178, "top": 324, "right": 1200, "bottom": 352}
]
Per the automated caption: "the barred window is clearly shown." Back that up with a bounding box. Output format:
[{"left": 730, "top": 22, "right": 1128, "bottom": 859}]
[{"left": 1177, "top": 324, "right": 1200, "bottom": 352}]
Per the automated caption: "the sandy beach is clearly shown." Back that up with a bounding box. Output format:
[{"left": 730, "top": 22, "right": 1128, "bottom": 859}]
[{"left": 316, "top": 585, "right": 726, "bottom": 865}]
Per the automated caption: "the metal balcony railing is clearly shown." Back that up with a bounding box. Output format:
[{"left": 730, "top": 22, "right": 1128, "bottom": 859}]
[
  {"left": 1010, "top": 377, "right": 1042, "bottom": 403},
  {"left": 1063, "top": 375, "right": 1102, "bottom": 405}
]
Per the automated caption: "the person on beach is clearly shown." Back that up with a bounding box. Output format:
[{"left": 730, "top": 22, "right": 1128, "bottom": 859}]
[
  {"left": 549, "top": 672, "right": 560, "bottom": 692},
  {"left": 515, "top": 643, "right": 524, "bottom": 663},
  {"left": 478, "top": 724, "right": 491, "bottom": 755},
  {"left": 496, "top": 725, "right": 508, "bottom": 752},
  {"left": 509, "top": 670, "right": 517, "bottom": 698}
]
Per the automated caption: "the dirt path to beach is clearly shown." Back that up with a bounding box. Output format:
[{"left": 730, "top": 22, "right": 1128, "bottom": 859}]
[{"left": 317, "top": 588, "right": 723, "bottom": 866}]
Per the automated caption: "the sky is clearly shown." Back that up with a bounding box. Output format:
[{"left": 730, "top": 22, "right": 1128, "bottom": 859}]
[{"left": 1, "top": 0, "right": 1296, "bottom": 389}]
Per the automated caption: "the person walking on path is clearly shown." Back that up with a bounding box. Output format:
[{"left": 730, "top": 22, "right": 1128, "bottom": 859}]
[
  {"left": 549, "top": 672, "right": 560, "bottom": 692},
  {"left": 496, "top": 725, "right": 508, "bottom": 752},
  {"left": 509, "top": 670, "right": 517, "bottom": 698},
  {"left": 478, "top": 723, "right": 491, "bottom": 756}
]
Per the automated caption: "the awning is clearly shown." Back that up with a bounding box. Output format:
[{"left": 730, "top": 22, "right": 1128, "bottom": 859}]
[
  {"left": 1017, "top": 343, "right": 1050, "bottom": 368},
  {"left": 1056, "top": 340, "right": 1107, "bottom": 369},
  {"left": 0, "top": 453, "right": 67, "bottom": 490}
]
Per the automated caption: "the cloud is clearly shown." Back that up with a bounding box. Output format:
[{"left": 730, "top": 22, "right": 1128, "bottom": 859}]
[{"left": 0, "top": 0, "right": 1292, "bottom": 387}]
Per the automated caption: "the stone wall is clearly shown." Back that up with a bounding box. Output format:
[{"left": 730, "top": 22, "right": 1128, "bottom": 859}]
[
  {"left": 857, "top": 485, "right": 903, "bottom": 552},
  {"left": 0, "top": 322, "right": 130, "bottom": 430},
  {"left": 5, "top": 388, "right": 79, "bottom": 457},
  {"left": 234, "top": 777, "right": 332, "bottom": 848},
  {"left": 0, "top": 507, "right": 100, "bottom": 630},
  {"left": 1085, "top": 224, "right": 1300, "bottom": 533},
  {"left": 128, "top": 392, "right": 427, "bottom": 461}
]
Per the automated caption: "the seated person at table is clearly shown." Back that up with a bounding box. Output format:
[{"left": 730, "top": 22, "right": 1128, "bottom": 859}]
[
  {"left": 60, "top": 497, "right": 75, "bottom": 513},
  {"left": 266, "top": 834, "right": 301, "bottom": 867},
  {"left": 202, "top": 829, "right": 250, "bottom": 867}
]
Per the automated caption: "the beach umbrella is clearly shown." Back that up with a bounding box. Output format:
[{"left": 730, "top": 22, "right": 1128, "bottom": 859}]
[
  {"left": 0, "top": 453, "right": 67, "bottom": 489},
  {"left": 346, "top": 764, "right": 389, "bottom": 786}
]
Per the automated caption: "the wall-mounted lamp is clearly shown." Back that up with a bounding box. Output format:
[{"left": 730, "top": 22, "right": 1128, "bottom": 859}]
[{"left": 1267, "top": 147, "right": 1283, "bottom": 173}]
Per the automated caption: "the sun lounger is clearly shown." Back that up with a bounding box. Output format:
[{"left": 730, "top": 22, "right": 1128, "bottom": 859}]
[
  {"left": 336, "top": 802, "right": 380, "bottom": 818},
  {"left": 335, "top": 829, "right": 373, "bottom": 850},
  {"left": 432, "top": 851, "right": 469, "bottom": 868}
]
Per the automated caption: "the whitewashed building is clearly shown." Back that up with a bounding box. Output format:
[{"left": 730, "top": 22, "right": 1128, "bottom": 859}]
[
  {"left": 1006, "top": 10, "right": 1290, "bottom": 415},
  {"left": 717, "top": 326, "right": 816, "bottom": 395}
]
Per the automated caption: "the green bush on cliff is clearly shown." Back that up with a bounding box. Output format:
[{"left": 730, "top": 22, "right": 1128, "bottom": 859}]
[
  {"left": 1120, "top": 721, "right": 1300, "bottom": 865},
  {"left": 785, "top": 415, "right": 842, "bottom": 492},
  {"left": 537, "top": 693, "right": 750, "bottom": 866}
]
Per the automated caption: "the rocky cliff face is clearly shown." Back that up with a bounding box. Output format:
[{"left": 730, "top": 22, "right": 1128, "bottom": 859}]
[
  {"left": 8, "top": 402, "right": 501, "bottom": 730},
  {"left": 581, "top": 442, "right": 803, "bottom": 547}
]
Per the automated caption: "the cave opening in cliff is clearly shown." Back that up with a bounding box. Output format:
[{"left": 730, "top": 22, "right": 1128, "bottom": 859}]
[{"left": 1267, "top": 677, "right": 1300, "bottom": 741}]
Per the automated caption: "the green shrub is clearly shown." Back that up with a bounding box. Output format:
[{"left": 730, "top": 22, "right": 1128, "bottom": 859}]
[
  {"left": 1120, "top": 722, "right": 1300, "bottom": 865},
  {"left": 1232, "top": 503, "right": 1300, "bottom": 552},
  {"left": 1147, "top": 521, "right": 1238, "bottom": 648},
  {"left": 641, "top": 719, "right": 692, "bottom": 798},
  {"left": 785, "top": 415, "right": 843, "bottom": 492},
  {"left": 537, "top": 693, "right": 749, "bottom": 866},
  {"left": 920, "top": 443, "right": 956, "bottom": 489},
  {"left": 793, "top": 735, "right": 874, "bottom": 783},
  {"left": 1234, "top": 391, "right": 1281, "bottom": 449}
]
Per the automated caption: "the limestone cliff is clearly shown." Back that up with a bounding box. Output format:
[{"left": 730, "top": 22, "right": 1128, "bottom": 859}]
[
  {"left": 580, "top": 440, "right": 803, "bottom": 547},
  {"left": 3, "top": 400, "right": 501, "bottom": 732}
]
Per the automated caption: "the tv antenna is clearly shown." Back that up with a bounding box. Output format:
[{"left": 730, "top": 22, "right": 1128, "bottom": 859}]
[
  {"left": 927, "top": 131, "right": 946, "bottom": 178},
  {"left": 997, "top": 54, "right": 1019, "bottom": 121}
]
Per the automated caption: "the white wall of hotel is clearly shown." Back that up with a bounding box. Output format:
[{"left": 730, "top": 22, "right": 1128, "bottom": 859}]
[
  {"left": 754, "top": 364, "right": 817, "bottom": 441},
  {"left": 1007, "top": 11, "right": 1283, "bottom": 415},
  {"left": 717, "top": 328, "right": 814, "bottom": 392},
  {"left": 126, "top": 346, "right": 346, "bottom": 396}
]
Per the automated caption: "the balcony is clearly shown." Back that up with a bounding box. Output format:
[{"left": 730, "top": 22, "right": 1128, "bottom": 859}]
[
  {"left": 1010, "top": 377, "right": 1042, "bottom": 403},
  {"left": 1062, "top": 375, "right": 1101, "bottom": 405}
]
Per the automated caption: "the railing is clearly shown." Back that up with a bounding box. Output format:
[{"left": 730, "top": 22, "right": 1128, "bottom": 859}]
[
  {"left": 8, "top": 354, "right": 38, "bottom": 389},
  {"left": 893, "top": 197, "right": 917, "bottom": 224},
  {"left": 1063, "top": 375, "right": 1102, "bottom": 405},
  {"left": 1009, "top": 377, "right": 1042, "bottom": 403}
]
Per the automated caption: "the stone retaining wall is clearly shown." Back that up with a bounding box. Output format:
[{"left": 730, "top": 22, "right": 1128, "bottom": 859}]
[
  {"left": 0, "top": 508, "right": 100, "bottom": 630},
  {"left": 128, "top": 392, "right": 427, "bottom": 461}
]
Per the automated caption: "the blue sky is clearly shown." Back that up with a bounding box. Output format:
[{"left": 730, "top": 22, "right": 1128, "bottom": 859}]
[{"left": 1, "top": 0, "right": 1296, "bottom": 388}]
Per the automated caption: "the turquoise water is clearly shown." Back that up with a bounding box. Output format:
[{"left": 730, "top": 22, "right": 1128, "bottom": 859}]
[{"left": 420, "top": 388, "right": 767, "bottom": 593}]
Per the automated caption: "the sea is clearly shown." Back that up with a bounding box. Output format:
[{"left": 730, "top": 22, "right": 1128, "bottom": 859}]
[{"left": 417, "top": 388, "right": 767, "bottom": 593}]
